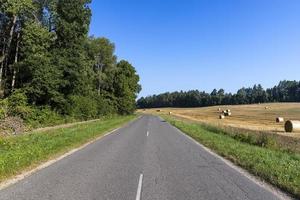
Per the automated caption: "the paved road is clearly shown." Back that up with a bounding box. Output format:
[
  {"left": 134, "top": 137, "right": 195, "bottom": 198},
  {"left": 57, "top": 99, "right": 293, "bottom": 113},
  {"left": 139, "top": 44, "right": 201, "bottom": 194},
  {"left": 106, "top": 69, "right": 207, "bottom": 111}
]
[{"left": 0, "top": 115, "right": 283, "bottom": 200}]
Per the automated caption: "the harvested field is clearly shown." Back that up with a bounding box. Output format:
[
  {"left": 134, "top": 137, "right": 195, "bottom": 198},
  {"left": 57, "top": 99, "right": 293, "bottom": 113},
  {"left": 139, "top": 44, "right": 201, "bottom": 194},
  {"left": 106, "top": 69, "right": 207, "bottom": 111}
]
[{"left": 141, "top": 103, "right": 300, "bottom": 138}]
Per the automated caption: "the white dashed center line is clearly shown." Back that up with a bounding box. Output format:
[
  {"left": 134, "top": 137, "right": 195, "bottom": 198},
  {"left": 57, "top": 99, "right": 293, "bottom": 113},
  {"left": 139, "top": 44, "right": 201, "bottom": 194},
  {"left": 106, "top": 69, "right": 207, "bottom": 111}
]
[{"left": 135, "top": 174, "right": 143, "bottom": 200}]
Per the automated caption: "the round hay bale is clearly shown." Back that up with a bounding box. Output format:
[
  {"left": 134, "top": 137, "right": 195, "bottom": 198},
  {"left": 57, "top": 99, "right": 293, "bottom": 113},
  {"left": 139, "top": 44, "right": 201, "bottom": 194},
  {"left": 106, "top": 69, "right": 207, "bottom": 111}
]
[
  {"left": 276, "top": 117, "right": 284, "bottom": 123},
  {"left": 218, "top": 108, "right": 221, "bottom": 111},
  {"left": 285, "top": 120, "right": 300, "bottom": 132},
  {"left": 224, "top": 112, "right": 231, "bottom": 116},
  {"left": 169, "top": 112, "right": 172, "bottom": 115},
  {"left": 265, "top": 106, "right": 269, "bottom": 109},
  {"left": 219, "top": 115, "right": 225, "bottom": 119}
]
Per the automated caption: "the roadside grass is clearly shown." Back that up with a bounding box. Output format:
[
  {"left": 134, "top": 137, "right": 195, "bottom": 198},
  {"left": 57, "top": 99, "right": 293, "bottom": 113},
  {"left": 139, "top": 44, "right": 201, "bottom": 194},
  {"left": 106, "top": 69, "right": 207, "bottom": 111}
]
[
  {"left": 162, "top": 115, "right": 300, "bottom": 198},
  {"left": 0, "top": 115, "right": 136, "bottom": 182}
]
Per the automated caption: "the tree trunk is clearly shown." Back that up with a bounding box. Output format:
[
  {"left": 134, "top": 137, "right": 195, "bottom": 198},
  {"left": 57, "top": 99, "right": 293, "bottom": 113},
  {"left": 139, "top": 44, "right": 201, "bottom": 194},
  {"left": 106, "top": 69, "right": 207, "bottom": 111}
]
[
  {"left": 0, "top": 39, "right": 5, "bottom": 88},
  {"left": 97, "top": 80, "right": 101, "bottom": 95},
  {"left": 11, "top": 32, "right": 20, "bottom": 90},
  {"left": 1, "top": 15, "right": 17, "bottom": 91},
  {"left": 3, "top": 15, "right": 17, "bottom": 63},
  {"left": 97, "top": 64, "right": 101, "bottom": 95},
  {"left": 97, "top": 64, "right": 104, "bottom": 95}
]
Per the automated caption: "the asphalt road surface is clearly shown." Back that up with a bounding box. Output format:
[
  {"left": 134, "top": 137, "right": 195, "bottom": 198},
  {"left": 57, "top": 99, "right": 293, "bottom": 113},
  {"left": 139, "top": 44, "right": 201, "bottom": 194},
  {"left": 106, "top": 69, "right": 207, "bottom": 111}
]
[{"left": 0, "top": 115, "right": 284, "bottom": 200}]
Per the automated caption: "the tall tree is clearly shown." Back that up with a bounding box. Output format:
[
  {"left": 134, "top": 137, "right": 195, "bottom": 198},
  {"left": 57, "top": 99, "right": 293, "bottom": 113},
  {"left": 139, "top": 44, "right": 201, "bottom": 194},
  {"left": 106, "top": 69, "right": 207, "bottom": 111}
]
[
  {"left": 0, "top": 0, "right": 36, "bottom": 93},
  {"left": 86, "top": 37, "right": 117, "bottom": 95},
  {"left": 19, "top": 21, "right": 63, "bottom": 107},
  {"left": 54, "top": 0, "right": 93, "bottom": 97},
  {"left": 113, "top": 60, "right": 141, "bottom": 114}
]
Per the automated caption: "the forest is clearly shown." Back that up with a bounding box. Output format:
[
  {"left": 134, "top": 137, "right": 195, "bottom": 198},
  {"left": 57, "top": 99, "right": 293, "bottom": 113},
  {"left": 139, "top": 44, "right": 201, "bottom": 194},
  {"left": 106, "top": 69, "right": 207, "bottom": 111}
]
[
  {"left": 0, "top": 0, "right": 141, "bottom": 127},
  {"left": 137, "top": 80, "right": 300, "bottom": 108}
]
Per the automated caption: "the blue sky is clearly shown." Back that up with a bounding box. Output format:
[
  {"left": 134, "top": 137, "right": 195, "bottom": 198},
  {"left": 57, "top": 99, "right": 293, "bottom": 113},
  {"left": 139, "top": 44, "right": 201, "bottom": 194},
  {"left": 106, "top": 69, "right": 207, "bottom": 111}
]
[{"left": 89, "top": 0, "right": 300, "bottom": 98}]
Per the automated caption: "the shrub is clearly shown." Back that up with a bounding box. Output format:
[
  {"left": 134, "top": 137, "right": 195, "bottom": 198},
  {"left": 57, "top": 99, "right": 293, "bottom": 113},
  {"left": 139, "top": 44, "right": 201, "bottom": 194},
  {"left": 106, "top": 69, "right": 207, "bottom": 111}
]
[
  {"left": 0, "top": 99, "right": 8, "bottom": 119},
  {"left": 95, "top": 96, "right": 117, "bottom": 116},
  {"left": 7, "top": 90, "right": 32, "bottom": 119},
  {"left": 67, "top": 95, "right": 98, "bottom": 120},
  {"left": 25, "top": 106, "right": 66, "bottom": 128}
]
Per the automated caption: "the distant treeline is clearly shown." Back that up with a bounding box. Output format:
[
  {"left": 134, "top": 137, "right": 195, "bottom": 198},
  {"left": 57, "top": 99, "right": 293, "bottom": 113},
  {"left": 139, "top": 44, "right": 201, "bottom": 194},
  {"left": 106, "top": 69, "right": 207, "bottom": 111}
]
[
  {"left": 0, "top": 0, "right": 141, "bottom": 125},
  {"left": 137, "top": 80, "right": 300, "bottom": 108}
]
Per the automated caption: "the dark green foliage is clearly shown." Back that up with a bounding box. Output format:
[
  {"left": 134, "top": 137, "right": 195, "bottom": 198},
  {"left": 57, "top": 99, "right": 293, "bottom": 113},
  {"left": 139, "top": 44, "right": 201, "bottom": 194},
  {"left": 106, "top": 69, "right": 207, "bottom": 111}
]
[
  {"left": 94, "top": 94, "right": 117, "bottom": 116},
  {"left": 114, "top": 60, "right": 141, "bottom": 114},
  {"left": 137, "top": 81, "right": 300, "bottom": 108},
  {"left": 24, "top": 106, "right": 67, "bottom": 128},
  {"left": 0, "top": 0, "right": 141, "bottom": 125},
  {"left": 20, "top": 21, "right": 63, "bottom": 107},
  {"left": 55, "top": 0, "right": 91, "bottom": 49},
  {"left": 0, "top": 90, "right": 66, "bottom": 128},
  {"left": 7, "top": 90, "right": 32, "bottom": 119},
  {"left": 54, "top": 0, "right": 94, "bottom": 97},
  {"left": 85, "top": 37, "right": 117, "bottom": 95},
  {"left": 66, "top": 95, "right": 98, "bottom": 120}
]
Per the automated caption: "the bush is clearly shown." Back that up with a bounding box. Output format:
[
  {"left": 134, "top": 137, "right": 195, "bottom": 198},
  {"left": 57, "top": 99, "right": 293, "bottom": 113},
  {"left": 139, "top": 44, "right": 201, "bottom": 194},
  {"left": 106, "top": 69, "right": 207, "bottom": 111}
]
[
  {"left": 7, "top": 90, "right": 32, "bottom": 119},
  {"left": 4, "top": 91, "right": 68, "bottom": 128},
  {"left": 25, "top": 106, "right": 67, "bottom": 128},
  {"left": 67, "top": 95, "right": 98, "bottom": 120},
  {"left": 95, "top": 95, "right": 117, "bottom": 116},
  {"left": 7, "top": 90, "right": 27, "bottom": 108},
  {"left": 0, "top": 99, "right": 8, "bottom": 119}
]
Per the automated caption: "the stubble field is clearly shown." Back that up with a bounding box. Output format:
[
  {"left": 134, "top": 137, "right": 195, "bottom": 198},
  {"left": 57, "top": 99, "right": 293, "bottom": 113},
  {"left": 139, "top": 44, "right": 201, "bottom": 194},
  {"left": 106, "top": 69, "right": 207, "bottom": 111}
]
[{"left": 141, "top": 103, "right": 300, "bottom": 138}]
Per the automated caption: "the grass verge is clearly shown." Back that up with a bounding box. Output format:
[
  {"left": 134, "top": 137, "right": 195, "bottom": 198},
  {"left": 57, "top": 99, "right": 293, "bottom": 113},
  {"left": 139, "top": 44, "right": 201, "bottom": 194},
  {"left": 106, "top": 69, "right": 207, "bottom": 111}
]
[
  {"left": 0, "top": 115, "right": 137, "bottom": 182},
  {"left": 162, "top": 115, "right": 300, "bottom": 198}
]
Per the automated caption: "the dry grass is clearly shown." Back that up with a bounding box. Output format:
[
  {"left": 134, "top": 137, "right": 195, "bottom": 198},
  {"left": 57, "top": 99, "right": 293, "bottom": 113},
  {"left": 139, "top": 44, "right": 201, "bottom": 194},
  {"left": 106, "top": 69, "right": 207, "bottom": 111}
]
[{"left": 140, "top": 103, "right": 300, "bottom": 138}]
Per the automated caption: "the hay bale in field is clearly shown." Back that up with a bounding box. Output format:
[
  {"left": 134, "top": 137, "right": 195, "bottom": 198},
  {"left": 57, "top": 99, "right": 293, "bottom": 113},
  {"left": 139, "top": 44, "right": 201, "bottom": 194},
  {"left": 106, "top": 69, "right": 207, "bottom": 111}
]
[
  {"left": 265, "top": 106, "right": 269, "bottom": 109},
  {"left": 156, "top": 109, "right": 161, "bottom": 112},
  {"left": 276, "top": 117, "right": 284, "bottom": 123},
  {"left": 226, "top": 109, "right": 231, "bottom": 113},
  {"left": 219, "top": 115, "right": 225, "bottom": 119},
  {"left": 224, "top": 112, "right": 231, "bottom": 116},
  {"left": 169, "top": 112, "right": 172, "bottom": 115},
  {"left": 285, "top": 120, "right": 300, "bottom": 132},
  {"left": 218, "top": 108, "right": 221, "bottom": 111}
]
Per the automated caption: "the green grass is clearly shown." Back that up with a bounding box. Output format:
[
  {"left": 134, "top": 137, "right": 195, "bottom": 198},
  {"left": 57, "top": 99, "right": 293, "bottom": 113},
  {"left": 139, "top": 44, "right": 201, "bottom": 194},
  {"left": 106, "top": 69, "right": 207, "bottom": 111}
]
[
  {"left": 163, "top": 115, "right": 300, "bottom": 198},
  {"left": 0, "top": 115, "right": 136, "bottom": 182}
]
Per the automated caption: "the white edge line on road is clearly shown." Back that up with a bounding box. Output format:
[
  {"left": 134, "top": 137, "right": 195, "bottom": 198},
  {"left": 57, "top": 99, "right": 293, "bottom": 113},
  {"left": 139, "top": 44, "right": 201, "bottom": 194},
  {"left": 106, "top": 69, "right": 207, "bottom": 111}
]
[
  {"left": 0, "top": 116, "right": 142, "bottom": 191},
  {"left": 146, "top": 131, "right": 149, "bottom": 137},
  {"left": 166, "top": 119, "right": 294, "bottom": 200},
  {"left": 135, "top": 174, "right": 143, "bottom": 200}
]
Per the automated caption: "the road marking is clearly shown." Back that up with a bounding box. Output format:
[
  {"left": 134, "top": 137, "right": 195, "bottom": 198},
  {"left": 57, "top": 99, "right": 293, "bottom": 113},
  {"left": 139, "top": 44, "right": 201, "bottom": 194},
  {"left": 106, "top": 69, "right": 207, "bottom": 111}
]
[
  {"left": 135, "top": 174, "right": 143, "bottom": 200},
  {"left": 146, "top": 131, "right": 149, "bottom": 137}
]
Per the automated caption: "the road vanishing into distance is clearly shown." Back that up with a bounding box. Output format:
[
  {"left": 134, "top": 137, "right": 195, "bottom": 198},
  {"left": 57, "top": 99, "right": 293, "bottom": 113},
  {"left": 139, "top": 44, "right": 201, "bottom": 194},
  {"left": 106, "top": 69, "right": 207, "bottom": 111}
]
[{"left": 0, "top": 115, "right": 284, "bottom": 200}]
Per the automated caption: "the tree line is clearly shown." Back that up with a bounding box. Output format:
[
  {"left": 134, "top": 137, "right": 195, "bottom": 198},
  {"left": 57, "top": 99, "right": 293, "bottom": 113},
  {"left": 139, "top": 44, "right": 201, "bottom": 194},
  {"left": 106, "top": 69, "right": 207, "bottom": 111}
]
[
  {"left": 137, "top": 80, "right": 300, "bottom": 108},
  {"left": 0, "top": 0, "right": 141, "bottom": 123}
]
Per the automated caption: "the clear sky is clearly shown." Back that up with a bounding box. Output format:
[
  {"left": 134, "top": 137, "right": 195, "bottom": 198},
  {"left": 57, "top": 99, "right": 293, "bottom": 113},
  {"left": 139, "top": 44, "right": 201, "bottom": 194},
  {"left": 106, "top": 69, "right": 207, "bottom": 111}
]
[{"left": 89, "top": 0, "right": 300, "bottom": 98}]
